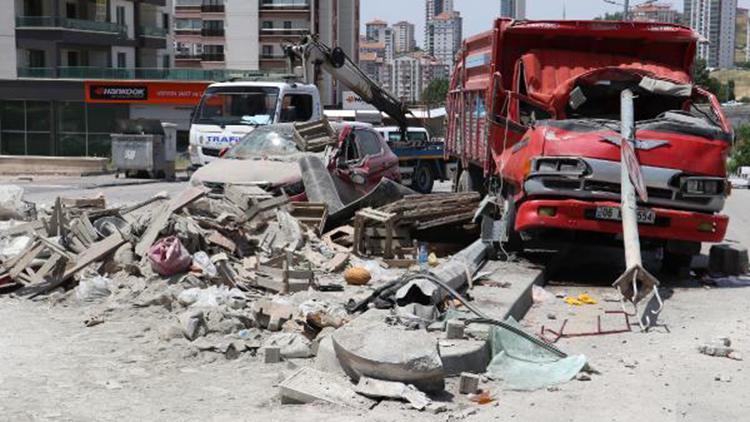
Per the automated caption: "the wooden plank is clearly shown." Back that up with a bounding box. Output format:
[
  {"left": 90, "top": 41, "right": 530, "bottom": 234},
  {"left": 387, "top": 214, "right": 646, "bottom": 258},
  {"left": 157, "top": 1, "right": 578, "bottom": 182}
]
[
  {"left": 207, "top": 231, "right": 237, "bottom": 253},
  {"left": 135, "top": 187, "right": 206, "bottom": 257},
  {"left": 0, "top": 220, "right": 45, "bottom": 238}
]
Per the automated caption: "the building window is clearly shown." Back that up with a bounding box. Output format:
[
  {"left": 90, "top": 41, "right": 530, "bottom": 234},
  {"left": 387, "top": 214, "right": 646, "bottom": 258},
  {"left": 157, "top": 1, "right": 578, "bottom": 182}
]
[
  {"left": 65, "top": 2, "right": 77, "bottom": 18},
  {"left": 262, "top": 45, "right": 274, "bottom": 57},
  {"left": 262, "top": 21, "right": 274, "bottom": 29},
  {"left": 162, "top": 54, "right": 171, "bottom": 68},
  {"left": 28, "top": 50, "right": 45, "bottom": 68},
  {"left": 117, "top": 52, "right": 127, "bottom": 68},
  {"left": 162, "top": 13, "right": 170, "bottom": 31},
  {"left": 116, "top": 6, "right": 126, "bottom": 26},
  {"left": 284, "top": 21, "right": 292, "bottom": 29},
  {"left": 67, "top": 51, "right": 80, "bottom": 67}
]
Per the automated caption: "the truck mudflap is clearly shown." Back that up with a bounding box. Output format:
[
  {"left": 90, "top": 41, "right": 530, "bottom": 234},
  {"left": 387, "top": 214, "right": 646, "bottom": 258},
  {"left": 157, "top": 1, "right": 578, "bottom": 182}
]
[{"left": 515, "top": 199, "right": 728, "bottom": 243}]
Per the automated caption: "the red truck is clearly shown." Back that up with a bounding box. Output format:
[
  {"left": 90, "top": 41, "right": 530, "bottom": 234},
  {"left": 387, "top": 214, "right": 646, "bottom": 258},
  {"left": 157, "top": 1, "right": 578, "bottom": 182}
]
[{"left": 445, "top": 19, "right": 733, "bottom": 270}]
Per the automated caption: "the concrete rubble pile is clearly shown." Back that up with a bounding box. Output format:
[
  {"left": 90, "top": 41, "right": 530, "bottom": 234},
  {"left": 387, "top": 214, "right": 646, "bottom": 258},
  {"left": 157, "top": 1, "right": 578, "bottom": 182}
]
[{"left": 0, "top": 183, "right": 585, "bottom": 413}]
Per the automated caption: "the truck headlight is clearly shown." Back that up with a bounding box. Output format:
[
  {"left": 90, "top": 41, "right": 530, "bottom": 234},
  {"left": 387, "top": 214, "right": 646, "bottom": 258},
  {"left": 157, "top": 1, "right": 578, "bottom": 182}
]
[
  {"left": 531, "top": 157, "right": 589, "bottom": 176},
  {"left": 681, "top": 177, "right": 725, "bottom": 196}
]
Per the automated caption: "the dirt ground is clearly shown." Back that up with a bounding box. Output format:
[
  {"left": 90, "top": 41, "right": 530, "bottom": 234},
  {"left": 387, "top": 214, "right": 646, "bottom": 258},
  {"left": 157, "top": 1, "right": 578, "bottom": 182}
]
[{"left": 1, "top": 188, "right": 749, "bottom": 421}]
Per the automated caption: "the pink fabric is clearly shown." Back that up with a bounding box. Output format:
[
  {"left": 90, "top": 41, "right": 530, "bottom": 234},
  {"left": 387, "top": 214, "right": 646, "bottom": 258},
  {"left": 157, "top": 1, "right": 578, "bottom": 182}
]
[{"left": 148, "top": 236, "right": 192, "bottom": 276}]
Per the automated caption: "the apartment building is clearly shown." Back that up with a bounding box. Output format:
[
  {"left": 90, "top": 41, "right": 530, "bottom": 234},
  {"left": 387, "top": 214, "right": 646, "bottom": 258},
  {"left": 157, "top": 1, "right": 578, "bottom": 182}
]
[
  {"left": 0, "top": 0, "right": 181, "bottom": 157},
  {"left": 424, "top": 0, "right": 453, "bottom": 52},
  {"left": 630, "top": 3, "right": 680, "bottom": 23},
  {"left": 428, "top": 11, "right": 462, "bottom": 72},
  {"left": 392, "top": 20, "right": 416, "bottom": 54},
  {"left": 684, "top": 0, "right": 737, "bottom": 68},
  {"left": 737, "top": 7, "right": 749, "bottom": 63},
  {"left": 499, "top": 0, "right": 526, "bottom": 19},
  {"left": 391, "top": 52, "right": 448, "bottom": 104},
  {"left": 174, "top": 0, "right": 359, "bottom": 105}
]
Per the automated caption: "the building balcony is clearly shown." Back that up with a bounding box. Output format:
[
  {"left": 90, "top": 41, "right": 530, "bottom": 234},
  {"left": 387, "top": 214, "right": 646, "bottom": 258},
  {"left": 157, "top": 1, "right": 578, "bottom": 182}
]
[
  {"left": 261, "top": 54, "right": 288, "bottom": 60},
  {"left": 138, "top": 25, "right": 168, "bottom": 38},
  {"left": 259, "top": 28, "right": 310, "bottom": 37},
  {"left": 16, "top": 16, "right": 127, "bottom": 36},
  {"left": 201, "top": 4, "right": 225, "bottom": 13},
  {"left": 175, "top": 53, "right": 202, "bottom": 60},
  {"left": 201, "top": 53, "right": 225, "bottom": 62},
  {"left": 260, "top": 0, "right": 310, "bottom": 10},
  {"left": 201, "top": 28, "right": 225, "bottom": 37},
  {"left": 17, "top": 66, "right": 266, "bottom": 81}
]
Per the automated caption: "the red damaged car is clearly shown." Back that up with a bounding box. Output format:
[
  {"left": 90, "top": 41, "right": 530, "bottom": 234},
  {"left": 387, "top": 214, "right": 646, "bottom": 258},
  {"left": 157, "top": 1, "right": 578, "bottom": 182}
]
[
  {"left": 190, "top": 122, "right": 400, "bottom": 201},
  {"left": 445, "top": 19, "right": 733, "bottom": 270}
]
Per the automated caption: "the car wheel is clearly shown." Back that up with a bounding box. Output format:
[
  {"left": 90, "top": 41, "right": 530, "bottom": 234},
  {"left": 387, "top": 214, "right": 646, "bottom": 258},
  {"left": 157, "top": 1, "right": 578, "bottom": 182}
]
[{"left": 411, "top": 163, "right": 435, "bottom": 194}]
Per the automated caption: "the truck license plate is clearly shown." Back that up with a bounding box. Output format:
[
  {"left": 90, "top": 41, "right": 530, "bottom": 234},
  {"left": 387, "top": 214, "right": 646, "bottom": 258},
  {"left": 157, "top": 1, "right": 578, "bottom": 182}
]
[{"left": 595, "top": 206, "right": 656, "bottom": 224}]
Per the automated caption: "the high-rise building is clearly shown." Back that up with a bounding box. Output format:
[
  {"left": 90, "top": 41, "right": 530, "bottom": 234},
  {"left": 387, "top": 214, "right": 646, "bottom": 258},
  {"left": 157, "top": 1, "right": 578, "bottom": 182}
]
[
  {"left": 365, "top": 18, "right": 388, "bottom": 42},
  {"left": 684, "top": 0, "right": 737, "bottom": 68},
  {"left": 500, "top": 0, "right": 526, "bottom": 19},
  {"left": 392, "top": 21, "right": 416, "bottom": 54},
  {"left": 174, "top": 0, "right": 360, "bottom": 105},
  {"left": 631, "top": 3, "right": 680, "bottom": 23},
  {"left": 424, "top": 0, "right": 453, "bottom": 51},
  {"left": 428, "top": 11, "right": 462, "bottom": 72},
  {"left": 391, "top": 51, "right": 448, "bottom": 103},
  {"left": 736, "top": 7, "right": 750, "bottom": 63}
]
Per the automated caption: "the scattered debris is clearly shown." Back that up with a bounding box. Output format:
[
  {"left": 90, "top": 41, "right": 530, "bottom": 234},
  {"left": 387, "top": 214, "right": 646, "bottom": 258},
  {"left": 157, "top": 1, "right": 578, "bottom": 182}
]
[
  {"left": 459, "top": 372, "right": 481, "bottom": 394},
  {"left": 279, "top": 367, "right": 374, "bottom": 409},
  {"left": 445, "top": 320, "right": 465, "bottom": 340},
  {"left": 355, "top": 376, "right": 431, "bottom": 410},
  {"left": 264, "top": 346, "right": 282, "bottom": 364},
  {"left": 699, "top": 337, "right": 743, "bottom": 360}
]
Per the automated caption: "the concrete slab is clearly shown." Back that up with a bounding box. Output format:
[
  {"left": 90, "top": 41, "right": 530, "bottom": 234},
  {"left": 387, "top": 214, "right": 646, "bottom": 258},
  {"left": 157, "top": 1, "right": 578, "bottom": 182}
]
[{"left": 278, "top": 367, "right": 374, "bottom": 409}]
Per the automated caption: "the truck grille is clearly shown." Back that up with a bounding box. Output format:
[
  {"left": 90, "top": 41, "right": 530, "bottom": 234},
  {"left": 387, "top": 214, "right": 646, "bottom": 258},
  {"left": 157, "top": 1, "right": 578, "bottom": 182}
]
[{"left": 583, "top": 180, "right": 674, "bottom": 200}]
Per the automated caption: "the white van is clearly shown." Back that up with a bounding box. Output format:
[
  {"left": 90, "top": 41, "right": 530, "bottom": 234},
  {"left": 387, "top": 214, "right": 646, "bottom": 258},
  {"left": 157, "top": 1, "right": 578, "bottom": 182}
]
[{"left": 189, "top": 81, "right": 322, "bottom": 167}]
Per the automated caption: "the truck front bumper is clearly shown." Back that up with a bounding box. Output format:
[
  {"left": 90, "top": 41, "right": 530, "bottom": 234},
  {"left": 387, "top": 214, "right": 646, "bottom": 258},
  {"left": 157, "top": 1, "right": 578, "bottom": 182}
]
[{"left": 515, "top": 199, "right": 728, "bottom": 243}]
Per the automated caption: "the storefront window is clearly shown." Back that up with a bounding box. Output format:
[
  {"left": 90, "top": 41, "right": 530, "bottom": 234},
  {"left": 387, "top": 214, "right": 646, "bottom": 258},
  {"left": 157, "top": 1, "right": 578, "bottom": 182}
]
[
  {"left": 58, "top": 134, "right": 87, "bottom": 157},
  {"left": 27, "top": 133, "right": 52, "bottom": 155},
  {"left": 57, "top": 101, "right": 86, "bottom": 133},
  {"left": 0, "top": 132, "right": 25, "bottom": 155},
  {"left": 1, "top": 101, "right": 25, "bottom": 131},
  {"left": 26, "top": 101, "right": 51, "bottom": 132},
  {"left": 87, "top": 105, "right": 128, "bottom": 134},
  {"left": 87, "top": 134, "right": 111, "bottom": 158}
]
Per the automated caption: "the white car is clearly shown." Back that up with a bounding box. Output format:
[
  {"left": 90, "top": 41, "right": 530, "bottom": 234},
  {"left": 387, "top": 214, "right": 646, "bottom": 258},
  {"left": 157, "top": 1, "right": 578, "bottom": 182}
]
[{"left": 729, "top": 176, "right": 750, "bottom": 189}]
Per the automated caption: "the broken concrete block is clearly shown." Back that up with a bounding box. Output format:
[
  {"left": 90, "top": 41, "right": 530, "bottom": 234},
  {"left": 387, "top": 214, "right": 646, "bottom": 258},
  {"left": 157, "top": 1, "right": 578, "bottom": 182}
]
[
  {"left": 709, "top": 244, "right": 749, "bottom": 275},
  {"left": 438, "top": 338, "right": 491, "bottom": 376},
  {"left": 252, "top": 299, "right": 297, "bottom": 332},
  {"left": 263, "top": 333, "right": 313, "bottom": 359},
  {"left": 278, "top": 367, "right": 374, "bottom": 409},
  {"left": 332, "top": 319, "right": 445, "bottom": 392},
  {"left": 459, "top": 372, "right": 480, "bottom": 394},
  {"left": 355, "top": 376, "right": 431, "bottom": 410},
  {"left": 314, "top": 335, "right": 347, "bottom": 376},
  {"left": 264, "top": 346, "right": 282, "bottom": 364},
  {"left": 445, "top": 320, "right": 465, "bottom": 339},
  {"left": 179, "top": 310, "right": 208, "bottom": 341}
]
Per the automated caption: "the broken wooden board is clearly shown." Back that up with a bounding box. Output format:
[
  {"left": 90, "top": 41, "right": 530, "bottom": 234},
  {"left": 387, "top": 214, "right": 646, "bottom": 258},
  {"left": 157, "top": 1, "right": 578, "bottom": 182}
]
[
  {"left": 288, "top": 202, "right": 328, "bottom": 234},
  {"left": 292, "top": 119, "right": 337, "bottom": 152},
  {"left": 135, "top": 187, "right": 206, "bottom": 257},
  {"left": 206, "top": 231, "right": 237, "bottom": 254},
  {"left": 17, "top": 232, "right": 128, "bottom": 298}
]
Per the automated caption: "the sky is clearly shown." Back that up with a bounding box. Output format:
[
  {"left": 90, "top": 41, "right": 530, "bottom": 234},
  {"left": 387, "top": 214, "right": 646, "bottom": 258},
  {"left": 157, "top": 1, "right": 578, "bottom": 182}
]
[{"left": 361, "top": 0, "right": 750, "bottom": 47}]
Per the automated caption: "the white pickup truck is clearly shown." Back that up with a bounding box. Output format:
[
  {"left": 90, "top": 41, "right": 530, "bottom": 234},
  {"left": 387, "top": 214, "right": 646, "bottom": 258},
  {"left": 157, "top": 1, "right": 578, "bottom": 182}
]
[{"left": 189, "top": 81, "right": 322, "bottom": 167}]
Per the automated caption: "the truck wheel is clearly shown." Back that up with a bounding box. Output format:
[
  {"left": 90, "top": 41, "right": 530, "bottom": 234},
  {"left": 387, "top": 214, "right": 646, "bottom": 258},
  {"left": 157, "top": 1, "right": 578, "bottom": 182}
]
[
  {"left": 662, "top": 251, "right": 693, "bottom": 276},
  {"left": 411, "top": 164, "right": 435, "bottom": 193},
  {"left": 455, "top": 169, "right": 475, "bottom": 192},
  {"left": 500, "top": 195, "right": 523, "bottom": 253}
]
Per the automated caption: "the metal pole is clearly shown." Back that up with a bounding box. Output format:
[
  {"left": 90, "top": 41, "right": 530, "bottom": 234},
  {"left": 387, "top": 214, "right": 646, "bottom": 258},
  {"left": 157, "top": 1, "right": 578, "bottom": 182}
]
[
  {"left": 620, "top": 89, "right": 640, "bottom": 269},
  {"left": 624, "top": 0, "right": 630, "bottom": 20}
]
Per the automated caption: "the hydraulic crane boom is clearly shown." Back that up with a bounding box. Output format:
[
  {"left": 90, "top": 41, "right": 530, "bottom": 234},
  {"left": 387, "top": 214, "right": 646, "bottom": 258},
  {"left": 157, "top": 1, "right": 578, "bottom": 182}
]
[{"left": 284, "top": 35, "right": 411, "bottom": 137}]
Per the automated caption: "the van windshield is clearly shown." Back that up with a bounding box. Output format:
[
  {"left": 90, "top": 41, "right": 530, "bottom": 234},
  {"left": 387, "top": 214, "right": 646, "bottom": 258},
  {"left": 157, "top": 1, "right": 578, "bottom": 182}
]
[{"left": 193, "top": 86, "right": 279, "bottom": 126}]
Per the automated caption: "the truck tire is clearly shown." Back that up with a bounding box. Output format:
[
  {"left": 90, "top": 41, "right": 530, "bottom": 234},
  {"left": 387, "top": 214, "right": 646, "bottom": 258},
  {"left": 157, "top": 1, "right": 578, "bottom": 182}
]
[
  {"left": 411, "top": 163, "right": 435, "bottom": 194},
  {"left": 455, "top": 168, "right": 475, "bottom": 192},
  {"left": 662, "top": 251, "right": 693, "bottom": 276},
  {"left": 500, "top": 195, "right": 523, "bottom": 253}
]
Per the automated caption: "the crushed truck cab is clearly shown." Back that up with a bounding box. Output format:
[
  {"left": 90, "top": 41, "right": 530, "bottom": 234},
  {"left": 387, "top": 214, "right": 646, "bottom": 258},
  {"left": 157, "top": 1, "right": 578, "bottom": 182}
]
[{"left": 445, "top": 19, "right": 733, "bottom": 254}]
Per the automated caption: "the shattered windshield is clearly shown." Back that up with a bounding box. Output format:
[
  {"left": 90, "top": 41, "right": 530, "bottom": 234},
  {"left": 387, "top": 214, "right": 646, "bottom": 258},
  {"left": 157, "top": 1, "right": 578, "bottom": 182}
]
[
  {"left": 194, "top": 86, "right": 279, "bottom": 126},
  {"left": 225, "top": 126, "right": 300, "bottom": 159}
]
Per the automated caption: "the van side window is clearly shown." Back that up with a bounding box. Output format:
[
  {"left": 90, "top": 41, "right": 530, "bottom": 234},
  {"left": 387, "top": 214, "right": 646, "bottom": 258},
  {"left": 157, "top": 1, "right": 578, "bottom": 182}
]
[{"left": 280, "top": 94, "right": 313, "bottom": 122}]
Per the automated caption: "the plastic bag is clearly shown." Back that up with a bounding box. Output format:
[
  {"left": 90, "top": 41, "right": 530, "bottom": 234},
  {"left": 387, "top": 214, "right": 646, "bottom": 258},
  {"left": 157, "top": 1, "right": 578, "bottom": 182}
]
[
  {"left": 192, "top": 251, "right": 218, "bottom": 278},
  {"left": 75, "top": 275, "right": 112, "bottom": 302},
  {"left": 148, "top": 236, "right": 192, "bottom": 276},
  {"left": 177, "top": 285, "right": 246, "bottom": 308}
]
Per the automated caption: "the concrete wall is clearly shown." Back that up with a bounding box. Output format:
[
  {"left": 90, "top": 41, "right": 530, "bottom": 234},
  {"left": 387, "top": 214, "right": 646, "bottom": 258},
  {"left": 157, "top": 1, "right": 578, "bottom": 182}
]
[
  {"left": 0, "top": 156, "right": 109, "bottom": 175},
  {"left": 1, "top": 0, "right": 18, "bottom": 79},
  {"left": 225, "top": 0, "right": 259, "bottom": 70},
  {"left": 111, "top": 0, "right": 135, "bottom": 39},
  {"left": 112, "top": 46, "right": 136, "bottom": 68}
]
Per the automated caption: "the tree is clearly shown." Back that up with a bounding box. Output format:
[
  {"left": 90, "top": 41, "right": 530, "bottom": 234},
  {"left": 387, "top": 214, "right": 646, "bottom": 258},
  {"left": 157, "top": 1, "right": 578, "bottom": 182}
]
[
  {"left": 594, "top": 11, "right": 624, "bottom": 20},
  {"left": 729, "top": 125, "right": 750, "bottom": 173},
  {"left": 693, "top": 58, "right": 711, "bottom": 87},
  {"left": 422, "top": 78, "right": 449, "bottom": 106}
]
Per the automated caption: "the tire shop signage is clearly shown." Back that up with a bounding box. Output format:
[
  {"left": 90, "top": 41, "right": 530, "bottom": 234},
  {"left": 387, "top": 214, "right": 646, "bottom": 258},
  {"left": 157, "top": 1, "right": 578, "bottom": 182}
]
[{"left": 85, "top": 81, "right": 209, "bottom": 105}]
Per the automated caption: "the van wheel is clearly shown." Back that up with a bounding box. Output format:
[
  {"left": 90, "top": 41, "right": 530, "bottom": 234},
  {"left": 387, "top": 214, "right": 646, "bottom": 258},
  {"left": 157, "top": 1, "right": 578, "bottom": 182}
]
[{"left": 411, "top": 164, "right": 435, "bottom": 193}]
